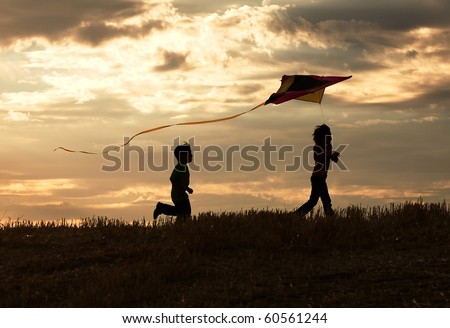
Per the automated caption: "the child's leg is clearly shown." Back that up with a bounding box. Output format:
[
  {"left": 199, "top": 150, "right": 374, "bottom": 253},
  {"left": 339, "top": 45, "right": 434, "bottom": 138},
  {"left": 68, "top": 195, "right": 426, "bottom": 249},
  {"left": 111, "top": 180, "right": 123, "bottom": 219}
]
[
  {"left": 317, "top": 179, "right": 333, "bottom": 216},
  {"left": 295, "top": 176, "right": 321, "bottom": 215},
  {"left": 154, "top": 202, "right": 178, "bottom": 218},
  {"left": 174, "top": 199, "right": 191, "bottom": 222}
]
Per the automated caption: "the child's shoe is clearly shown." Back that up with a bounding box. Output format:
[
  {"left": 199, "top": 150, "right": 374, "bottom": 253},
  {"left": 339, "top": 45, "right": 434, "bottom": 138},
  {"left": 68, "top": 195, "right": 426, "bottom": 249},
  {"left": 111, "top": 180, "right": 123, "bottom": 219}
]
[
  {"left": 153, "top": 202, "right": 162, "bottom": 220},
  {"left": 324, "top": 205, "right": 335, "bottom": 217}
]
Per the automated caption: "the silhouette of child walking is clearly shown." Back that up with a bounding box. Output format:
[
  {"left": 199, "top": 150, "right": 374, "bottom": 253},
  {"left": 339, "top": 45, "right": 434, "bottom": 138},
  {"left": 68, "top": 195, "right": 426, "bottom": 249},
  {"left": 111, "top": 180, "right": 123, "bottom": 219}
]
[
  {"left": 295, "top": 124, "right": 340, "bottom": 217},
  {"left": 153, "top": 143, "right": 193, "bottom": 223}
]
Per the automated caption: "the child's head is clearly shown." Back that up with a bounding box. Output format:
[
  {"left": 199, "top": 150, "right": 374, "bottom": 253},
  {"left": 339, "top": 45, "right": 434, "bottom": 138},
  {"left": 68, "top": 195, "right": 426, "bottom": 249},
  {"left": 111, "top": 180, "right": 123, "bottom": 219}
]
[
  {"left": 174, "top": 143, "right": 193, "bottom": 164},
  {"left": 313, "top": 124, "right": 332, "bottom": 145}
]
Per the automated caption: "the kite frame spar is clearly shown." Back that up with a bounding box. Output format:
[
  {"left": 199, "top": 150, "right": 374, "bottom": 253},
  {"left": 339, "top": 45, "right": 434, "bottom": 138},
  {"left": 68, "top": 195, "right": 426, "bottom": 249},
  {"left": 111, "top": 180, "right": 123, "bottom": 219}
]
[{"left": 54, "top": 74, "right": 351, "bottom": 154}]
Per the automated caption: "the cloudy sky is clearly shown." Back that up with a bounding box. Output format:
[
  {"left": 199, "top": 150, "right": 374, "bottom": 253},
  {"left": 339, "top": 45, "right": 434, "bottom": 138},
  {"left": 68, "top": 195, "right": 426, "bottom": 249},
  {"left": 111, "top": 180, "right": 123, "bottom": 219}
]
[{"left": 1, "top": 0, "right": 449, "bottom": 220}]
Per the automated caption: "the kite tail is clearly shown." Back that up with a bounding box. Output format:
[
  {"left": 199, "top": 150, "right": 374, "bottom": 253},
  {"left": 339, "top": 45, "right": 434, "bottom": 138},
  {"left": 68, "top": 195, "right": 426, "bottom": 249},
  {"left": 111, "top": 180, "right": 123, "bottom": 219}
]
[
  {"left": 54, "top": 102, "right": 266, "bottom": 155},
  {"left": 53, "top": 147, "right": 98, "bottom": 155}
]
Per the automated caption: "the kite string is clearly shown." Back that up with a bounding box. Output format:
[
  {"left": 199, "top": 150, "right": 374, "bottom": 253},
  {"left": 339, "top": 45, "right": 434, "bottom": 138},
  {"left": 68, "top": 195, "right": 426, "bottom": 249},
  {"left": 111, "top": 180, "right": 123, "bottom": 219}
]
[{"left": 320, "top": 103, "right": 325, "bottom": 124}]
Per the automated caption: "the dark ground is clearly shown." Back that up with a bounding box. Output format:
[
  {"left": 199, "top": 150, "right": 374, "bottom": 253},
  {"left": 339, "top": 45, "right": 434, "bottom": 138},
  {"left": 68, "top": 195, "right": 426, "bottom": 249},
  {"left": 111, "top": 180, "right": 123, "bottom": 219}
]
[{"left": 0, "top": 202, "right": 449, "bottom": 307}]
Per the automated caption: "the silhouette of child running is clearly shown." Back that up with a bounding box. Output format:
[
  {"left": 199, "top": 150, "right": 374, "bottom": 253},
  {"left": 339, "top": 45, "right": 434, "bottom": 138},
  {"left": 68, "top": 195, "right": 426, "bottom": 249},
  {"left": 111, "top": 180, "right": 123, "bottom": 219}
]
[
  {"left": 295, "top": 124, "right": 340, "bottom": 217},
  {"left": 153, "top": 143, "right": 193, "bottom": 222}
]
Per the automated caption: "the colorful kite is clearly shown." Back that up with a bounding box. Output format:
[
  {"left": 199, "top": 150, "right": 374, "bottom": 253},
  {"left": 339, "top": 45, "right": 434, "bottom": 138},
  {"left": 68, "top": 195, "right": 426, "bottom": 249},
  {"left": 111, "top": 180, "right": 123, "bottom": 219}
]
[
  {"left": 55, "top": 74, "right": 351, "bottom": 154},
  {"left": 265, "top": 75, "right": 351, "bottom": 105}
]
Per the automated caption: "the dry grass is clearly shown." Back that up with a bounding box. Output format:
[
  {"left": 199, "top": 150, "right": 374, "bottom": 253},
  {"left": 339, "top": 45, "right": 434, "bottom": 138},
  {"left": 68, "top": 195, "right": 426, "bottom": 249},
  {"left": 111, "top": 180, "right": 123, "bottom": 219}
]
[{"left": 0, "top": 201, "right": 449, "bottom": 307}]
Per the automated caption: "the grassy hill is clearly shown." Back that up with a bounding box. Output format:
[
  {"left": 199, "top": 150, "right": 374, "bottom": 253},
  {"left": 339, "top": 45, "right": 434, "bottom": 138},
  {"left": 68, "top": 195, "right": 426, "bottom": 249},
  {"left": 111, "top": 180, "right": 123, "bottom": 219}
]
[{"left": 0, "top": 201, "right": 449, "bottom": 307}]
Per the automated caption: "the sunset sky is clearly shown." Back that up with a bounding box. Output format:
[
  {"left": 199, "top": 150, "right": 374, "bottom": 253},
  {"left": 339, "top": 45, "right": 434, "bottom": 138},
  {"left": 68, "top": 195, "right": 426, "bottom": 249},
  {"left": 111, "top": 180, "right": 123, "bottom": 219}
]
[{"left": 1, "top": 0, "right": 449, "bottom": 220}]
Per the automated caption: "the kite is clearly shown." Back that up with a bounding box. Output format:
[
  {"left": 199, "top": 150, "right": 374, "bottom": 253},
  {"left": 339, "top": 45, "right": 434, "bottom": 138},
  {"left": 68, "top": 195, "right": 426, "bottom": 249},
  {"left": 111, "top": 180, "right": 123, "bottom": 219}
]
[
  {"left": 264, "top": 74, "right": 351, "bottom": 105},
  {"left": 54, "top": 74, "right": 351, "bottom": 154}
]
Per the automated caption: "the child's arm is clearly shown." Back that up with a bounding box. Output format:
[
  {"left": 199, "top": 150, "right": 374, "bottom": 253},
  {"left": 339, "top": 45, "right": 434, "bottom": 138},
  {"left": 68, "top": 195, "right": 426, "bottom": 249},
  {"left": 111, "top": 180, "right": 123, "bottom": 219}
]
[
  {"left": 173, "top": 182, "right": 193, "bottom": 194},
  {"left": 331, "top": 151, "right": 340, "bottom": 163}
]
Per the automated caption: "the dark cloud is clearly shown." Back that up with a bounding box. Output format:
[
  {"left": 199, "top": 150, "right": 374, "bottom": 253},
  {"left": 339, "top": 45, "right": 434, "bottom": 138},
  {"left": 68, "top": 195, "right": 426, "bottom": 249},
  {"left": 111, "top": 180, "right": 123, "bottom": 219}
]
[
  {"left": 286, "top": 0, "right": 450, "bottom": 31},
  {"left": 75, "top": 20, "right": 164, "bottom": 46},
  {"left": 406, "top": 50, "right": 418, "bottom": 59},
  {"left": 153, "top": 50, "right": 191, "bottom": 72},
  {"left": 0, "top": 0, "right": 163, "bottom": 46},
  {"left": 173, "top": 0, "right": 443, "bottom": 37},
  {"left": 401, "top": 81, "right": 450, "bottom": 111},
  {"left": 172, "top": 0, "right": 262, "bottom": 14},
  {"left": 271, "top": 46, "right": 387, "bottom": 73},
  {"left": 260, "top": 2, "right": 449, "bottom": 78},
  {"left": 234, "top": 83, "right": 265, "bottom": 96}
]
